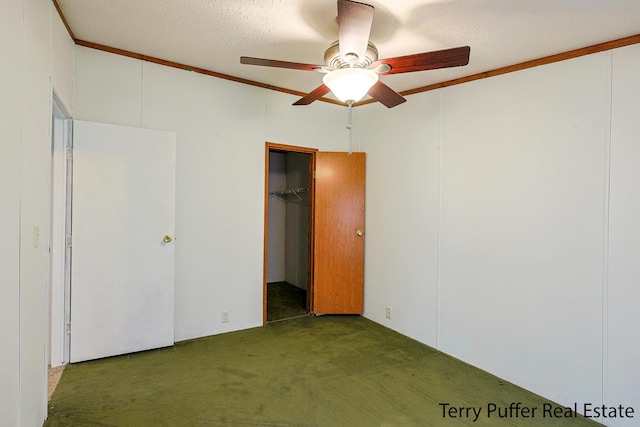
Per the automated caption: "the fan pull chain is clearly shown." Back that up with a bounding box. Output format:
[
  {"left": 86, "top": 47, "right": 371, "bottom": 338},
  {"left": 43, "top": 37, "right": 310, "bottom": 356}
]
[{"left": 347, "top": 101, "right": 353, "bottom": 155}]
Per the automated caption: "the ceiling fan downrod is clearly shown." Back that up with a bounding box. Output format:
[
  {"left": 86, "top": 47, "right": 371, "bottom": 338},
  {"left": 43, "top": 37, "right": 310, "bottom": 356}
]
[{"left": 346, "top": 101, "right": 353, "bottom": 154}]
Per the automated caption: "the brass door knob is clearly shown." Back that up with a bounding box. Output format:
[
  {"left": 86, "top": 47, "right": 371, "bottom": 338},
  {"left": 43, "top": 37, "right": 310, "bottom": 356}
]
[
  {"left": 356, "top": 230, "right": 363, "bottom": 237},
  {"left": 163, "top": 235, "right": 173, "bottom": 243}
]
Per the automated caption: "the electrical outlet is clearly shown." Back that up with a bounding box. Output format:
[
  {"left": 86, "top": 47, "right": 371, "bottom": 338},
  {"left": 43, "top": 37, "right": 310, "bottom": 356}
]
[
  {"left": 222, "top": 310, "right": 230, "bottom": 323},
  {"left": 386, "top": 306, "right": 392, "bottom": 320}
]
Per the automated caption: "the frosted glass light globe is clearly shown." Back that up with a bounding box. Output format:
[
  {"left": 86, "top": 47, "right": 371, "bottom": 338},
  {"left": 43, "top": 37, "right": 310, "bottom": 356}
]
[{"left": 323, "top": 68, "right": 379, "bottom": 103}]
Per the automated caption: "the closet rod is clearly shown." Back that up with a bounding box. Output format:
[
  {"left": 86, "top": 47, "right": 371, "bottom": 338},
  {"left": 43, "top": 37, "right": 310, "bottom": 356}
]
[
  {"left": 269, "top": 187, "right": 308, "bottom": 196},
  {"left": 268, "top": 187, "right": 309, "bottom": 202}
]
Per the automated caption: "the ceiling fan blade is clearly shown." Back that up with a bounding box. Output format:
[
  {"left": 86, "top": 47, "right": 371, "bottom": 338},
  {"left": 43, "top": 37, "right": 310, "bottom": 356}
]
[
  {"left": 240, "top": 56, "right": 325, "bottom": 72},
  {"left": 293, "top": 84, "right": 332, "bottom": 106},
  {"left": 372, "top": 46, "right": 471, "bottom": 75},
  {"left": 337, "top": 0, "right": 374, "bottom": 63},
  {"left": 367, "top": 81, "right": 406, "bottom": 108}
]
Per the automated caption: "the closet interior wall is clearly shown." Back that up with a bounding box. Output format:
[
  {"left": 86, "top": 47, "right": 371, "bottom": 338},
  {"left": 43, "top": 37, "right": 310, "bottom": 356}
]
[
  {"left": 267, "top": 151, "right": 310, "bottom": 290},
  {"left": 267, "top": 152, "right": 286, "bottom": 283},
  {"left": 284, "top": 152, "right": 310, "bottom": 290}
]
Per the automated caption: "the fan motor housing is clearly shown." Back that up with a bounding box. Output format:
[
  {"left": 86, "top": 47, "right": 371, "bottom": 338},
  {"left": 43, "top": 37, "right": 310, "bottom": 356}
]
[{"left": 324, "top": 40, "right": 379, "bottom": 70}]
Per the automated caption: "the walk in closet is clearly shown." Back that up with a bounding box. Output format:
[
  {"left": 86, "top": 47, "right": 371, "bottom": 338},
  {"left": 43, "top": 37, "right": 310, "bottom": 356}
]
[{"left": 266, "top": 150, "right": 312, "bottom": 321}]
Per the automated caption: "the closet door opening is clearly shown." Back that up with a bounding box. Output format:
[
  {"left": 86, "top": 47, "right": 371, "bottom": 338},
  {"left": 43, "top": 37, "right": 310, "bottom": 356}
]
[{"left": 264, "top": 143, "right": 316, "bottom": 324}]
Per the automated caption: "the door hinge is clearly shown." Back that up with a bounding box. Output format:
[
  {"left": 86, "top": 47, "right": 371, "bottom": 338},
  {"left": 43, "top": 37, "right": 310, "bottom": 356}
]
[
  {"left": 313, "top": 170, "right": 316, "bottom": 179},
  {"left": 66, "top": 148, "right": 73, "bottom": 160},
  {"left": 65, "top": 235, "right": 72, "bottom": 247},
  {"left": 65, "top": 322, "right": 71, "bottom": 335}
]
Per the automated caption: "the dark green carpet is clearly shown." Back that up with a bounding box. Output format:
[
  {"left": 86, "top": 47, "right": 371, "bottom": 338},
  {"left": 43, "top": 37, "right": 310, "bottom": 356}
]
[
  {"left": 46, "top": 316, "right": 601, "bottom": 427},
  {"left": 267, "top": 281, "right": 307, "bottom": 322}
]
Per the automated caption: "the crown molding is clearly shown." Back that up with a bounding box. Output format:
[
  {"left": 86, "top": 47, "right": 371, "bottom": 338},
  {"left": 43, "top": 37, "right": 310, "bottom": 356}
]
[{"left": 52, "top": 1, "right": 640, "bottom": 109}]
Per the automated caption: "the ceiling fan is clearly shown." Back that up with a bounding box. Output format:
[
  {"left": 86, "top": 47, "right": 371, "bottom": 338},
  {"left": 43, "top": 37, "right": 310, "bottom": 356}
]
[{"left": 240, "top": 0, "right": 470, "bottom": 108}]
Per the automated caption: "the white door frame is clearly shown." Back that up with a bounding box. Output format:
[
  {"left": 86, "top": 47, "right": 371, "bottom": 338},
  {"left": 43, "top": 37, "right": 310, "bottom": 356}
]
[{"left": 49, "top": 90, "right": 72, "bottom": 367}]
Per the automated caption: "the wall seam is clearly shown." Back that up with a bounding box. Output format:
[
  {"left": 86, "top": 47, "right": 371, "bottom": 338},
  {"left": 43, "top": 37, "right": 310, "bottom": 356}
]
[
  {"left": 139, "top": 61, "right": 144, "bottom": 127},
  {"left": 46, "top": 10, "right": 54, "bottom": 415},
  {"left": 601, "top": 49, "right": 613, "bottom": 410},
  {"left": 265, "top": 89, "right": 269, "bottom": 140},
  {"left": 17, "top": 0, "right": 26, "bottom": 423},
  {"left": 436, "top": 89, "right": 443, "bottom": 350}
]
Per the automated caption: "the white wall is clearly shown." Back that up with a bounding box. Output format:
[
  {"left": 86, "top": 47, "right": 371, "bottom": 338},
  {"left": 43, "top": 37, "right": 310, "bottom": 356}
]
[
  {"left": 361, "top": 45, "right": 640, "bottom": 424},
  {"left": 0, "top": 1, "right": 74, "bottom": 426},
  {"left": 51, "top": 7, "right": 74, "bottom": 109},
  {"left": 73, "top": 48, "right": 143, "bottom": 127},
  {"left": 438, "top": 55, "right": 607, "bottom": 407},
  {"left": 73, "top": 48, "right": 355, "bottom": 341},
  {"left": 20, "top": 1, "right": 54, "bottom": 424},
  {"left": 608, "top": 44, "right": 640, "bottom": 422},
  {"left": 0, "top": 1, "right": 25, "bottom": 424},
  {"left": 144, "top": 61, "right": 267, "bottom": 340},
  {"left": 359, "top": 92, "right": 441, "bottom": 346}
]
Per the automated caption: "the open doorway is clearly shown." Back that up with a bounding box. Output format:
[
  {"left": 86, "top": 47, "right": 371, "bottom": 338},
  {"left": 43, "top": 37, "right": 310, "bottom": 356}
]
[
  {"left": 48, "top": 91, "right": 73, "bottom": 400},
  {"left": 264, "top": 143, "right": 317, "bottom": 324},
  {"left": 49, "top": 91, "right": 72, "bottom": 369}
]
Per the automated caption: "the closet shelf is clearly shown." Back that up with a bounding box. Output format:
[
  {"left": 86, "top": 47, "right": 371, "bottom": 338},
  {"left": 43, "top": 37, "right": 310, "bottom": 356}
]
[{"left": 269, "top": 187, "right": 309, "bottom": 202}]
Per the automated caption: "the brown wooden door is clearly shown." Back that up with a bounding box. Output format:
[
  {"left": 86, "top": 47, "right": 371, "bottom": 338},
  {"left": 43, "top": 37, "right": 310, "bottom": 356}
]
[{"left": 313, "top": 152, "right": 365, "bottom": 314}]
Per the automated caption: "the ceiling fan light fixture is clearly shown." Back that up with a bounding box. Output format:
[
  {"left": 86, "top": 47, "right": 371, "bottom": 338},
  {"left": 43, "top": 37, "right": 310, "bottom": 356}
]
[{"left": 322, "top": 68, "right": 378, "bottom": 103}]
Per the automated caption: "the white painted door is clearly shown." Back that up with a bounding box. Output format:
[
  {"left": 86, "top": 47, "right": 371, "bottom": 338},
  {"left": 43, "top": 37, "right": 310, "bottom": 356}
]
[{"left": 70, "top": 121, "right": 176, "bottom": 363}]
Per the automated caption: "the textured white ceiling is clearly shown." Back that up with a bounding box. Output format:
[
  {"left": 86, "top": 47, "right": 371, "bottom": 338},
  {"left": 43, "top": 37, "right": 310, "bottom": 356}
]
[{"left": 57, "top": 0, "right": 640, "bottom": 103}]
